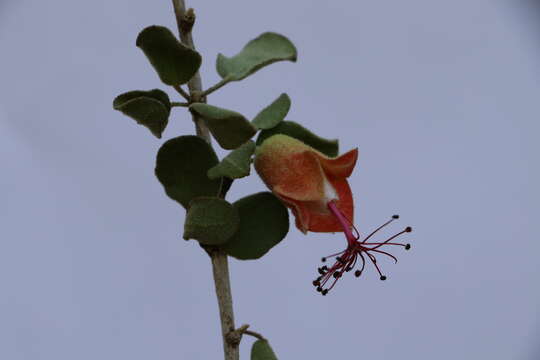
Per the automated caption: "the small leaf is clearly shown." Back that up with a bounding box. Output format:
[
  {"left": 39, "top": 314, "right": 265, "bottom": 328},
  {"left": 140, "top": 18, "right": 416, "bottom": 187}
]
[
  {"left": 252, "top": 93, "right": 291, "bottom": 130},
  {"left": 190, "top": 103, "right": 257, "bottom": 150},
  {"left": 183, "top": 197, "right": 239, "bottom": 245},
  {"left": 136, "top": 25, "right": 202, "bottom": 85},
  {"left": 223, "top": 192, "right": 289, "bottom": 260},
  {"left": 208, "top": 141, "right": 256, "bottom": 180},
  {"left": 113, "top": 89, "right": 171, "bottom": 138},
  {"left": 251, "top": 340, "right": 278, "bottom": 360},
  {"left": 216, "top": 32, "right": 297, "bottom": 81},
  {"left": 155, "top": 136, "right": 222, "bottom": 208},
  {"left": 256, "top": 121, "right": 339, "bottom": 157}
]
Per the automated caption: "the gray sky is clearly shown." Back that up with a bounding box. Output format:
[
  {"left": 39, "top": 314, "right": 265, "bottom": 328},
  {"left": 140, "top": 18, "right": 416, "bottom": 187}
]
[{"left": 1, "top": 0, "right": 539, "bottom": 359}]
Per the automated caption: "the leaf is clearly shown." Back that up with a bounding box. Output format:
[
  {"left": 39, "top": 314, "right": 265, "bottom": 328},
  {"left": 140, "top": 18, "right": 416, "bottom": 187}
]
[
  {"left": 251, "top": 340, "right": 278, "bottom": 360},
  {"left": 189, "top": 103, "right": 257, "bottom": 150},
  {"left": 256, "top": 121, "right": 339, "bottom": 157},
  {"left": 252, "top": 93, "right": 291, "bottom": 130},
  {"left": 183, "top": 197, "right": 239, "bottom": 245},
  {"left": 216, "top": 32, "right": 297, "bottom": 81},
  {"left": 136, "top": 25, "right": 202, "bottom": 85},
  {"left": 113, "top": 89, "right": 171, "bottom": 138},
  {"left": 223, "top": 192, "right": 289, "bottom": 260},
  {"left": 155, "top": 136, "right": 222, "bottom": 208},
  {"left": 208, "top": 141, "right": 256, "bottom": 180}
]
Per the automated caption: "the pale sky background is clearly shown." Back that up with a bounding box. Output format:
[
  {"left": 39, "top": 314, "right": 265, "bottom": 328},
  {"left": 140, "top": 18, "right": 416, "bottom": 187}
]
[{"left": 1, "top": 1, "right": 540, "bottom": 359}]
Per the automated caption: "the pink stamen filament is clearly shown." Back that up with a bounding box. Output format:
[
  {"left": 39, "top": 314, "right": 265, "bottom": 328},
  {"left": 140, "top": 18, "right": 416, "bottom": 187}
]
[{"left": 312, "top": 201, "right": 412, "bottom": 295}]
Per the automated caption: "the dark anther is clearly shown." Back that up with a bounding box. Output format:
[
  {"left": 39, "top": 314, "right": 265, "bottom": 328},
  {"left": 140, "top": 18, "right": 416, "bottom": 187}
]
[
  {"left": 333, "top": 272, "right": 342, "bottom": 279},
  {"left": 355, "top": 270, "right": 362, "bottom": 277},
  {"left": 322, "top": 289, "right": 328, "bottom": 296},
  {"left": 318, "top": 267, "right": 325, "bottom": 275},
  {"left": 316, "top": 276, "right": 322, "bottom": 281},
  {"left": 380, "top": 275, "right": 387, "bottom": 281},
  {"left": 405, "top": 243, "right": 411, "bottom": 250},
  {"left": 316, "top": 286, "right": 322, "bottom": 292},
  {"left": 313, "top": 280, "right": 320, "bottom": 286},
  {"left": 405, "top": 226, "right": 412, "bottom": 232},
  {"left": 345, "top": 266, "right": 352, "bottom": 272},
  {"left": 322, "top": 266, "right": 328, "bottom": 271},
  {"left": 321, "top": 257, "right": 327, "bottom": 262},
  {"left": 336, "top": 257, "right": 344, "bottom": 264},
  {"left": 392, "top": 214, "right": 399, "bottom": 219}
]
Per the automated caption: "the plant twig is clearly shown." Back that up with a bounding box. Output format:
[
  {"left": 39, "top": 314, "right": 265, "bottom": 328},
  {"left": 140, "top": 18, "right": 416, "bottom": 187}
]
[
  {"left": 244, "top": 330, "right": 267, "bottom": 341},
  {"left": 201, "top": 77, "right": 232, "bottom": 97},
  {"left": 173, "top": 85, "right": 191, "bottom": 101},
  {"left": 227, "top": 324, "right": 267, "bottom": 345},
  {"left": 171, "top": 101, "right": 189, "bottom": 107},
  {"left": 171, "top": 0, "right": 211, "bottom": 141},
  {"left": 171, "top": 2, "right": 238, "bottom": 360},
  {"left": 209, "top": 248, "right": 238, "bottom": 360}
]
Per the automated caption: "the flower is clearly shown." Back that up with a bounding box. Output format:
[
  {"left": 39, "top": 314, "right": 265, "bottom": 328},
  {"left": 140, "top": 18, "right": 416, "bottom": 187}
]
[
  {"left": 254, "top": 134, "right": 357, "bottom": 233},
  {"left": 255, "top": 134, "right": 412, "bottom": 295}
]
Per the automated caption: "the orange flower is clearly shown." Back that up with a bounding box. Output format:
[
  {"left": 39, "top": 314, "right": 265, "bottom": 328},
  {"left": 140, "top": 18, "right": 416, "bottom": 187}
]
[
  {"left": 255, "top": 134, "right": 412, "bottom": 295},
  {"left": 254, "top": 134, "right": 358, "bottom": 234}
]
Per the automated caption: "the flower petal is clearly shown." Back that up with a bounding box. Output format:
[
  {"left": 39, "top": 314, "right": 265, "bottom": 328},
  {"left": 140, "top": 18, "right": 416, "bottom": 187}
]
[
  {"left": 317, "top": 148, "right": 358, "bottom": 179},
  {"left": 304, "top": 178, "right": 354, "bottom": 232},
  {"left": 278, "top": 177, "right": 353, "bottom": 233},
  {"left": 257, "top": 150, "right": 326, "bottom": 201}
]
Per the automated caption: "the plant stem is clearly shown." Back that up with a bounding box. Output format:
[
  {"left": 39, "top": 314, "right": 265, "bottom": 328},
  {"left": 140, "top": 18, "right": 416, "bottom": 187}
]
[
  {"left": 171, "top": 2, "right": 239, "bottom": 360},
  {"left": 171, "top": 0, "right": 210, "bottom": 141},
  {"left": 201, "top": 77, "right": 232, "bottom": 97}
]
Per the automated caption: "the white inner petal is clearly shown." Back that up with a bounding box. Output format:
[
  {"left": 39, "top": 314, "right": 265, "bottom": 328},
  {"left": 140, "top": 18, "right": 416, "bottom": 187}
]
[{"left": 322, "top": 175, "right": 338, "bottom": 202}]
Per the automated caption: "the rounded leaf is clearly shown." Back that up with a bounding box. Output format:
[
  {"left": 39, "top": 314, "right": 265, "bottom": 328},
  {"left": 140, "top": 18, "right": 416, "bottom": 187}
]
[
  {"left": 155, "top": 136, "right": 222, "bottom": 208},
  {"left": 190, "top": 103, "right": 257, "bottom": 150},
  {"left": 113, "top": 89, "right": 171, "bottom": 138},
  {"left": 183, "top": 197, "right": 239, "bottom": 245},
  {"left": 252, "top": 93, "right": 291, "bottom": 130},
  {"left": 256, "top": 121, "right": 339, "bottom": 157},
  {"left": 217, "top": 32, "right": 297, "bottom": 81},
  {"left": 136, "top": 25, "right": 202, "bottom": 85},
  {"left": 223, "top": 192, "right": 289, "bottom": 260},
  {"left": 251, "top": 340, "right": 278, "bottom": 360},
  {"left": 208, "top": 141, "right": 256, "bottom": 180}
]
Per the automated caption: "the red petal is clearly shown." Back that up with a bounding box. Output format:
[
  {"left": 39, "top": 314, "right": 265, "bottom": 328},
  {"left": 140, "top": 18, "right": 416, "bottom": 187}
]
[
  {"left": 318, "top": 148, "right": 358, "bottom": 178},
  {"left": 277, "top": 178, "right": 354, "bottom": 233},
  {"left": 269, "top": 151, "right": 326, "bottom": 201}
]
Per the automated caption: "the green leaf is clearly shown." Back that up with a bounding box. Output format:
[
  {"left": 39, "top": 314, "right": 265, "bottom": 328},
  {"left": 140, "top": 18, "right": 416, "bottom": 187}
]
[
  {"left": 208, "top": 141, "right": 256, "bottom": 180},
  {"left": 251, "top": 340, "right": 278, "bottom": 360},
  {"left": 183, "top": 197, "right": 239, "bottom": 245},
  {"left": 256, "top": 121, "right": 339, "bottom": 157},
  {"left": 189, "top": 103, "right": 257, "bottom": 150},
  {"left": 216, "top": 32, "right": 297, "bottom": 81},
  {"left": 223, "top": 192, "right": 289, "bottom": 260},
  {"left": 113, "top": 89, "right": 171, "bottom": 138},
  {"left": 155, "top": 136, "right": 222, "bottom": 208},
  {"left": 136, "top": 25, "right": 202, "bottom": 85},
  {"left": 252, "top": 93, "right": 291, "bottom": 130}
]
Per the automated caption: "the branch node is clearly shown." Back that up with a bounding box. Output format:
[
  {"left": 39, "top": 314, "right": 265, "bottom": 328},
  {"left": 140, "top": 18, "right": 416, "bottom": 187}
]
[
  {"left": 180, "top": 8, "right": 196, "bottom": 34},
  {"left": 226, "top": 324, "right": 249, "bottom": 346}
]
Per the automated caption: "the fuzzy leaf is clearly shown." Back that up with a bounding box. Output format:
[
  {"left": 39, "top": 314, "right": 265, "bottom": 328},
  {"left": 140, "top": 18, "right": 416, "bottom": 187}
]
[
  {"left": 256, "top": 121, "right": 339, "bottom": 157},
  {"left": 136, "top": 25, "right": 202, "bottom": 85},
  {"left": 223, "top": 192, "right": 289, "bottom": 260},
  {"left": 113, "top": 89, "right": 171, "bottom": 138},
  {"left": 251, "top": 340, "right": 278, "bottom": 360},
  {"left": 252, "top": 93, "right": 291, "bottom": 130},
  {"left": 208, "top": 141, "right": 256, "bottom": 180},
  {"left": 183, "top": 197, "right": 239, "bottom": 245},
  {"left": 190, "top": 103, "right": 257, "bottom": 150},
  {"left": 155, "top": 136, "right": 221, "bottom": 208},
  {"left": 216, "top": 32, "right": 297, "bottom": 81}
]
